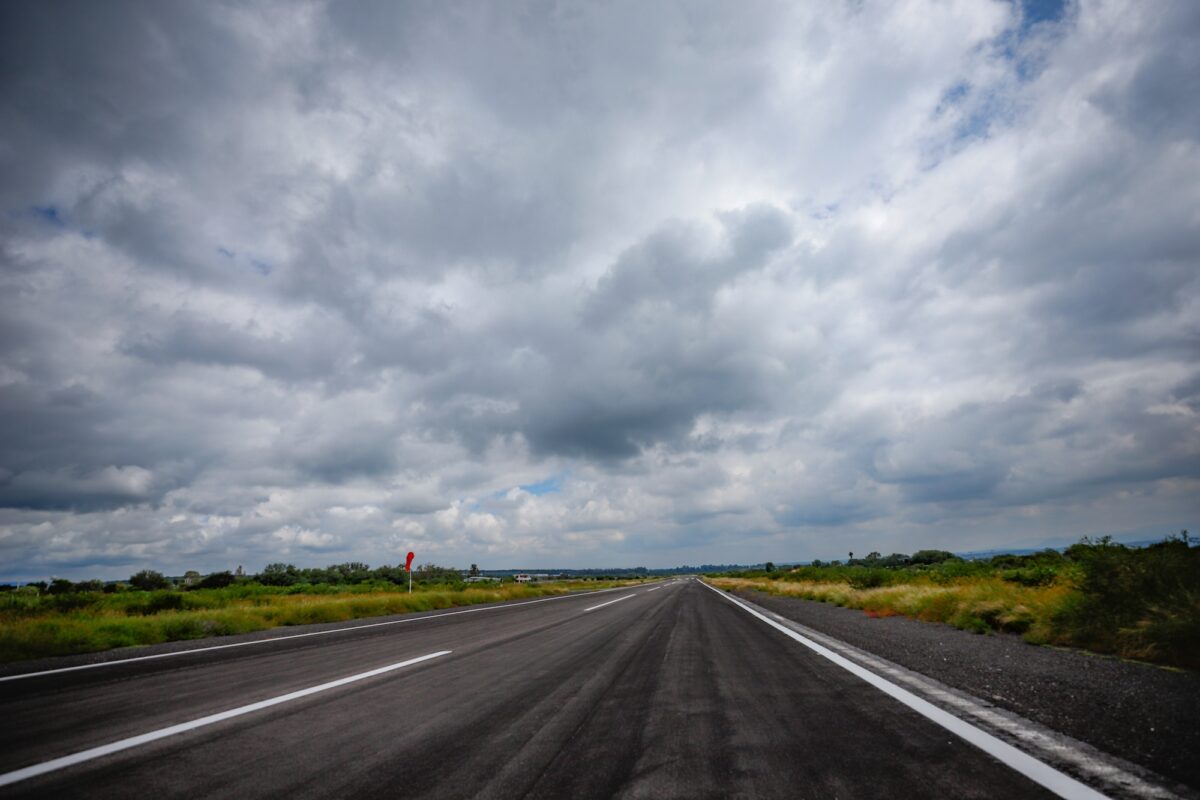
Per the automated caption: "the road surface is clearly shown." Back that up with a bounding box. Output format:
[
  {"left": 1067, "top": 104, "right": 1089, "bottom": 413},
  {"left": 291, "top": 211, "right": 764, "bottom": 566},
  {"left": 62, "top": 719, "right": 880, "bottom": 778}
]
[{"left": 0, "top": 579, "right": 1096, "bottom": 798}]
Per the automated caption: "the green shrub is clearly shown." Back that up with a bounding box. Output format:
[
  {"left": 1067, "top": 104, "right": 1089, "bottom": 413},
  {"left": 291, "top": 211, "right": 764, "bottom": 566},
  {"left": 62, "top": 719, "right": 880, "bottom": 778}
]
[
  {"left": 129, "top": 570, "right": 171, "bottom": 591},
  {"left": 1002, "top": 566, "right": 1058, "bottom": 586},
  {"left": 126, "top": 591, "right": 185, "bottom": 616},
  {"left": 195, "top": 571, "right": 236, "bottom": 590},
  {"left": 1054, "top": 537, "right": 1200, "bottom": 667},
  {"left": 847, "top": 569, "right": 891, "bottom": 589},
  {"left": 909, "top": 550, "right": 957, "bottom": 565}
]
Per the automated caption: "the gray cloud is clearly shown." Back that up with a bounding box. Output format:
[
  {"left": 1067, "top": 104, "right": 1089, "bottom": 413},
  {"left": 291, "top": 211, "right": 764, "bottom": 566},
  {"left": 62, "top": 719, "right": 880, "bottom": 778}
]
[
  {"left": 0, "top": 0, "right": 1197, "bottom": 579},
  {"left": 585, "top": 204, "right": 792, "bottom": 325}
]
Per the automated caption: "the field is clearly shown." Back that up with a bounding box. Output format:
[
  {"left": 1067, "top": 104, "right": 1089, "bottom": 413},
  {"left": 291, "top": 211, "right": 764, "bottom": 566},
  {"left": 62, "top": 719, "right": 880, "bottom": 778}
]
[
  {"left": 709, "top": 537, "right": 1199, "bottom": 670},
  {"left": 0, "top": 579, "right": 645, "bottom": 664}
]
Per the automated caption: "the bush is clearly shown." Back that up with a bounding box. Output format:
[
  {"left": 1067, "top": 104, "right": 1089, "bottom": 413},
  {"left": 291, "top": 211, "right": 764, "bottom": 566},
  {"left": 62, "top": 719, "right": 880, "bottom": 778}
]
[
  {"left": 196, "top": 571, "right": 236, "bottom": 590},
  {"left": 1054, "top": 536, "right": 1200, "bottom": 667},
  {"left": 910, "top": 550, "right": 957, "bottom": 565},
  {"left": 926, "top": 559, "right": 991, "bottom": 582},
  {"left": 129, "top": 570, "right": 170, "bottom": 591},
  {"left": 127, "top": 591, "right": 185, "bottom": 616},
  {"left": 711, "top": 535, "right": 1197, "bottom": 668},
  {"left": 1002, "top": 566, "right": 1058, "bottom": 587},
  {"left": 257, "top": 563, "right": 301, "bottom": 586},
  {"left": 847, "top": 569, "right": 892, "bottom": 589}
]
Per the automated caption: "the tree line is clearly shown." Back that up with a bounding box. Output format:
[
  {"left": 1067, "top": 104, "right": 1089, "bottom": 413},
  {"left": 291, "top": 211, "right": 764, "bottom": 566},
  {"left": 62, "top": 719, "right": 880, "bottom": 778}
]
[{"left": 3, "top": 562, "right": 473, "bottom": 594}]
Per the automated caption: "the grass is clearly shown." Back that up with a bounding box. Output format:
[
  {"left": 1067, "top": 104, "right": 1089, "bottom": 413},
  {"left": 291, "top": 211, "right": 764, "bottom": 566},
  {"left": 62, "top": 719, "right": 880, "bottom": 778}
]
[
  {"left": 708, "top": 537, "right": 1200, "bottom": 670},
  {"left": 0, "top": 579, "right": 646, "bottom": 663},
  {"left": 709, "top": 576, "right": 1072, "bottom": 641}
]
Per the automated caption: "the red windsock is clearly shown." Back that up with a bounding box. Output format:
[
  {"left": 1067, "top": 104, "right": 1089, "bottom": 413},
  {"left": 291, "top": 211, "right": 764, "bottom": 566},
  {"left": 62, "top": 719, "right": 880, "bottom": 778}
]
[{"left": 405, "top": 551, "right": 415, "bottom": 572}]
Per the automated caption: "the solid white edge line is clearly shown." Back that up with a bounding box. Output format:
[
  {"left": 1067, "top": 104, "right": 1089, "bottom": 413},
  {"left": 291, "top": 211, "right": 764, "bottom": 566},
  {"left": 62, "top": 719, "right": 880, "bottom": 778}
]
[
  {"left": 698, "top": 581, "right": 1109, "bottom": 800},
  {"left": 757, "top": 610, "right": 1177, "bottom": 800},
  {"left": 0, "top": 581, "right": 661, "bottom": 683},
  {"left": 584, "top": 593, "right": 637, "bottom": 612},
  {"left": 0, "top": 650, "right": 451, "bottom": 789}
]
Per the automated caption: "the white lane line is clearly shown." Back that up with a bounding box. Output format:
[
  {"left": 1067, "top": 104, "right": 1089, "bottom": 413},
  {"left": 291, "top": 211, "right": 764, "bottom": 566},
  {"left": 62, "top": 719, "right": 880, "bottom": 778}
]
[
  {"left": 0, "top": 650, "right": 450, "bottom": 789},
  {"left": 759, "top": 611, "right": 1176, "bottom": 799},
  {"left": 645, "top": 586, "right": 662, "bottom": 592},
  {"left": 584, "top": 593, "right": 637, "bottom": 612},
  {"left": 0, "top": 583, "right": 651, "bottom": 683},
  {"left": 699, "top": 582, "right": 1107, "bottom": 800}
]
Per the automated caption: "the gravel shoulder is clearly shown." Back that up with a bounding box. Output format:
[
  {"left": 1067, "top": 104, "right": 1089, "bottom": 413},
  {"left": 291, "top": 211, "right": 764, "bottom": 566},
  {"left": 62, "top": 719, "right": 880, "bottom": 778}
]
[{"left": 734, "top": 588, "right": 1200, "bottom": 793}]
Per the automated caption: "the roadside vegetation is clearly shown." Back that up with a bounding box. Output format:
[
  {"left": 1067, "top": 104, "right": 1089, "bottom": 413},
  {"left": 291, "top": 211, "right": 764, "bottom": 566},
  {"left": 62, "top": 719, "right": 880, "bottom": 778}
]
[
  {"left": 0, "top": 563, "right": 647, "bottom": 664},
  {"left": 709, "top": 534, "right": 1199, "bottom": 670}
]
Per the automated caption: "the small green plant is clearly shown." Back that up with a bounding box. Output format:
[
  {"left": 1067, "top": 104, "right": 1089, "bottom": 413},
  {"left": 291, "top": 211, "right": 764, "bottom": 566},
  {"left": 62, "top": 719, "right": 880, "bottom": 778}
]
[
  {"left": 708, "top": 533, "right": 1199, "bottom": 670},
  {"left": 1002, "top": 566, "right": 1057, "bottom": 587}
]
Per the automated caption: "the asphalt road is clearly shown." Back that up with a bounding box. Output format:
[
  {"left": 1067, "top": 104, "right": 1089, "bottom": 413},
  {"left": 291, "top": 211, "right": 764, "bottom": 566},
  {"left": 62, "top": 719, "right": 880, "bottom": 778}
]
[{"left": 0, "top": 579, "right": 1083, "bottom": 799}]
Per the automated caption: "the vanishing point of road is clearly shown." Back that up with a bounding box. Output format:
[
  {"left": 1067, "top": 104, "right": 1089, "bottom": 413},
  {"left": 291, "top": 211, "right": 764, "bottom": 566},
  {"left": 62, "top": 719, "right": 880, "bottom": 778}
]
[{"left": 0, "top": 579, "right": 1115, "bottom": 798}]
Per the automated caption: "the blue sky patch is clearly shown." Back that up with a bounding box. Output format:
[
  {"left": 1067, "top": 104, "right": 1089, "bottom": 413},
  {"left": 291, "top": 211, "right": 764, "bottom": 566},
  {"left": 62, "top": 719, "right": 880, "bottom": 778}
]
[
  {"left": 1020, "top": 0, "right": 1067, "bottom": 31},
  {"left": 520, "top": 474, "right": 566, "bottom": 496},
  {"left": 32, "top": 205, "right": 65, "bottom": 226}
]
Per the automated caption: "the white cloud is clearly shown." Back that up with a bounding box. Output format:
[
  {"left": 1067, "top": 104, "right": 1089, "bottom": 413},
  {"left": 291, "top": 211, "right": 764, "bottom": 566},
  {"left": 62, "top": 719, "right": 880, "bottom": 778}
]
[{"left": 1, "top": 0, "right": 1196, "bottom": 579}]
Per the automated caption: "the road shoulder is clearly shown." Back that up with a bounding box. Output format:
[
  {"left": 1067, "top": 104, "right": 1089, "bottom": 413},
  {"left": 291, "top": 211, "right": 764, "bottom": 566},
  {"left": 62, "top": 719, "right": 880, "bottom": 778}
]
[{"left": 728, "top": 587, "right": 1200, "bottom": 798}]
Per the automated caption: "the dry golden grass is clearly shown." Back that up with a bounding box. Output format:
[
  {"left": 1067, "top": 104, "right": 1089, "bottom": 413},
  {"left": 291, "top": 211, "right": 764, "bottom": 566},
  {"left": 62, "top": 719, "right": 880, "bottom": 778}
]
[{"left": 709, "top": 576, "right": 1075, "bottom": 642}]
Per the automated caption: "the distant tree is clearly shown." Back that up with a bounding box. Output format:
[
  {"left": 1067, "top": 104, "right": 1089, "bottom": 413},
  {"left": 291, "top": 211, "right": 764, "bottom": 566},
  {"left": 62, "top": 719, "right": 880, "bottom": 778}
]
[
  {"left": 1030, "top": 549, "right": 1064, "bottom": 564},
  {"left": 810, "top": 559, "right": 824, "bottom": 568},
  {"left": 909, "top": 550, "right": 957, "bottom": 566},
  {"left": 764, "top": 562, "right": 776, "bottom": 572},
  {"left": 129, "top": 569, "right": 170, "bottom": 591},
  {"left": 370, "top": 564, "right": 407, "bottom": 585},
  {"left": 197, "top": 571, "right": 235, "bottom": 589},
  {"left": 257, "top": 563, "right": 300, "bottom": 586},
  {"left": 328, "top": 562, "right": 372, "bottom": 584},
  {"left": 415, "top": 564, "right": 462, "bottom": 583},
  {"left": 74, "top": 579, "right": 104, "bottom": 593},
  {"left": 47, "top": 578, "right": 75, "bottom": 595},
  {"left": 1064, "top": 536, "right": 1119, "bottom": 561},
  {"left": 299, "top": 566, "right": 332, "bottom": 584},
  {"left": 469, "top": 563, "right": 481, "bottom": 577}
]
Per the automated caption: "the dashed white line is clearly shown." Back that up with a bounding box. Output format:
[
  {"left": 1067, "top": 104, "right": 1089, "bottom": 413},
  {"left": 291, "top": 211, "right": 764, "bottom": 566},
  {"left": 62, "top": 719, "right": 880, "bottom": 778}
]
[
  {"left": 0, "top": 650, "right": 451, "bottom": 789},
  {"left": 584, "top": 593, "right": 637, "bottom": 612},
  {"left": 699, "top": 581, "right": 1108, "bottom": 800},
  {"left": 0, "top": 583, "right": 652, "bottom": 683}
]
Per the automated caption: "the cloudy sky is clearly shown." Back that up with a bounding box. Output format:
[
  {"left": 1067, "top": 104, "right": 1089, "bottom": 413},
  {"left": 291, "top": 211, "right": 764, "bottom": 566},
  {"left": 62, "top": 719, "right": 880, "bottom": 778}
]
[{"left": 1, "top": 0, "right": 1197, "bottom": 580}]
